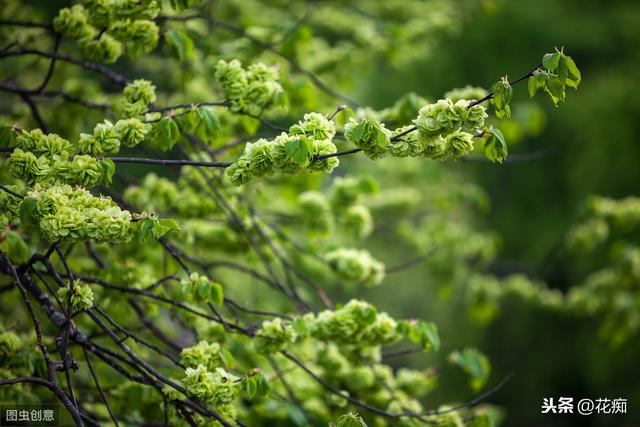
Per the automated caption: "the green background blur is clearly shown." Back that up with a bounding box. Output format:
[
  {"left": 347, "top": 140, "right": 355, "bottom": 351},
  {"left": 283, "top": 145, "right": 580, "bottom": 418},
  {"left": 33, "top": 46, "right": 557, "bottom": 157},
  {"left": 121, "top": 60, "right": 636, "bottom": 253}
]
[{"left": 356, "top": 1, "right": 640, "bottom": 426}]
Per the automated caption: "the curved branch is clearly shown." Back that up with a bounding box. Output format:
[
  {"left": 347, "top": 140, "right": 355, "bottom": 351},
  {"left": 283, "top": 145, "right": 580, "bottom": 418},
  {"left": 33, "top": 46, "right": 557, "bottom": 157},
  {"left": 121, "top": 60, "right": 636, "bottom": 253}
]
[{"left": 0, "top": 49, "right": 129, "bottom": 86}]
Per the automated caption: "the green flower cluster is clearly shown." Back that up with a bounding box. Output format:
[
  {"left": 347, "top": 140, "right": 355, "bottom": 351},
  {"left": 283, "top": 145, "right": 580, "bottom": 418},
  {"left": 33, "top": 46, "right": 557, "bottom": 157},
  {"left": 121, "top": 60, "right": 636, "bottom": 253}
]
[
  {"left": 466, "top": 274, "right": 564, "bottom": 325},
  {"left": 77, "top": 117, "right": 149, "bottom": 156},
  {"left": 413, "top": 99, "right": 487, "bottom": 160},
  {"left": 182, "top": 364, "right": 240, "bottom": 409},
  {"left": 215, "top": 60, "right": 284, "bottom": 114},
  {"left": 0, "top": 331, "right": 21, "bottom": 362},
  {"left": 78, "top": 120, "right": 120, "bottom": 155},
  {"left": 227, "top": 113, "right": 338, "bottom": 185},
  {"left": 118, "top": 79, "right": 157, "bottom": 118},
  {"left": 8, "top": 123, "right": 147, "bottom": 188},
  {"left": 57, "top": 281, "right": 94, "bottom": 311},
  {"left": 114, "top": 118, "right": 150, "bottom": 147},
  {"left": 325, "top": 248, "right": 385, "bottom": 287},
  {"left": 344, "top": 98, "right": 485, "bottom": 162},
  {"left": 342, "top": 205, "right": 374, "bottom": 239},
  {"left": 124, "top": 173, "right": 217, "bottom": 218},
  {"left": 0, "top": 187, "right": 22, "bottom": 229},
  {"left": 297, "top": 191, "right": 333, "bottom": 236},
  {"left": 388, "top": 125, "right": 425, "bottom": 158},
  {"left": 398, "top": 215, "right": 498, "bottom": 267},
  {"left": 566, "top": 244, "right": 640, "bottom": 345},
  {"left": 9, "top": 146, "right": 115, "bottom": 189},
  {"left": 344, "top": 119, "right": 392, "bottom": 160},
  {"left": 310, "top": 300, "right": 402, "bottom": 346},
  {"left": 565, "top": 196, "right": 640, "bottom": 252},
  {"left": 586, "top": 196, "right": 640, "bottom": 230},
  {"left": 180, "top": 273, "right": 224, "bottom": 306},
  {"left": 297, "top": 180, "right": 375, "bottom": 239},
  {"left": 329, "top": 176, "right": 379, "bottom": 211},
  {"left": 53, "top": 1, "right": 160, "bottom": 63},
  {"left": 395, "top": 368, "right": 438, "bottom": 397},
  {"left": 302, "top": 342, "right": 446, "bottom": 425},
  {"left": 255, "top": 300, "right": 412, "bottom": 354},
  {"left": 23, "top": 185, "right": 133, "bottom": 243},
  {"left": 254, "top": 317, "right": 297, "bottom": 354},
  {"left": 289, "top": 112, "right": 336, "bottom": 141},
  {"left": 181, "top": 341, "right": 231, "bottom": 371},
  {"left": 14, "top": 129, "right": 74, "bottom": 157},
  {"left": 565, "top": 218, "right": 609, "bottom": 252}
]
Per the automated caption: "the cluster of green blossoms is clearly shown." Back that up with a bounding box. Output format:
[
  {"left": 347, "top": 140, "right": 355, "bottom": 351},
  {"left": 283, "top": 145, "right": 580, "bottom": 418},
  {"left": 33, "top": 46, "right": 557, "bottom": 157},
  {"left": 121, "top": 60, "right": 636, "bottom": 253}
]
[
  {"left": 117, "top": 79, "right": 157, "bottom": 118},
  {"left": 53, "top": 1, "right": 160, "bottom": 63},
  {"left": 344, "top": 119, "right": 393, "bottom": 160},
  {"left": 0, "top": 189, "right": 21, "bottom": 229},
  {"left": 9, "top": 130, "right": 113, "bottom": 188},
  {"left": 566, "top": 196, "right": 640, "bottom": 251},
  {"left": 178, "top": 340, "right": 270, "bottom": 420},
  {"left": 254, "top": 317, "right": 297, "bottom": 353},
  {"left": 285, "top": 338, "right": 482, "bottom": 427},
  {"left": 57, "top": 281, "right": 94, "bottom": 312},
  {"left": 464, "top": 195, "right": 640, "bottom": 346},
  {"left": 344, "top": 98, "right": 487, "bottom": 161},
  {"left": 180, "top": 340, "right": 233, "bottom": 371},
  {"left": 325, "top": 248, "right": 385, "bottom": 287},
  {"left": 563, "top": 196, "right": 640, "bottom": 344},
  {"left": 21, "top": 185, "right": 133, "bottom": 243},
  {"left": 0, "top": 328, "right": 46, "bottom": 386},
  {"left": 297, "top": 191, "right": 334, "bottom": 236},
  {"left": 179, "top": 273, "right": 224, "bottom": 306},
  {"left": 182, "top": 364, "right": 240, "bottom": 417},
  {"left": 567, "top": 244, "right": 640, "bottom": 345},
  {"left": 412, "top": 99, "right": 487, "bottom": 160},
  {"left": 227, "top": 112, "right": 339, "bottom": 185},
  {"left": 79, "top": 118, "right": 149, "bottom": 155},
  {"left": 124, "top": 172, "right": 218, "bottom": 218},
  {"left": 466, "top": 274, "right": 564, "bottom": 325},
  {"left": 9, "top": 117, "right": 148, "bottom": 188},
  {"left": 215, "top": 60, "right": 285, "bottom": 114},
  {"left": 255, "top": 300, "right": 440, "bottom": 354},
  {"left": 297, "top": 176, "right": 376, "bottom": 239}
]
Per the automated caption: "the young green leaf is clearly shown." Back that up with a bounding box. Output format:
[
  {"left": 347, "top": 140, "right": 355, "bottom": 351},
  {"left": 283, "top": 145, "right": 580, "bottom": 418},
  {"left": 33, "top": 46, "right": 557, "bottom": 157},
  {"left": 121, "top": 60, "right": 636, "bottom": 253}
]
[
  {"left": 152, "top": 218, "right": 180, "bottom": 239},
  {"left": 154, "top": 118, "right": 180, "bottom": 150},
  {"left": 565, "top": 55, "right": 581, "bottom": 88},
  {"left": 484, "top": 126, "right": 508, "bottom": 163},
  {"left": 195, "top": 107, "right": 220, "bottom": 141},
  {"left": 0, "top": 231, "right": 30, "bottom": 264},
  {"left": 165, "top": 29, "right": 194, "bottom": 61},
  {"left": 449, "top": 348, "right": 491, "bottom": 391},
  {"left": 491, "top": 79, "right": 513, "bottom": 118},
  {"left": 542, "top": 52, "right": 561, "bottom": 72},
  {"left": 284, "top": 138, "right": 312, "bottom": 165},
  {"left": 19, "top": 197, "right": 38, "bottom": 226},
  {"left": 0, "top": 126, "right": 15, "bottom": 147},
  {"left": 137, "top": 217, "right": 180, "bottom": 241}
]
